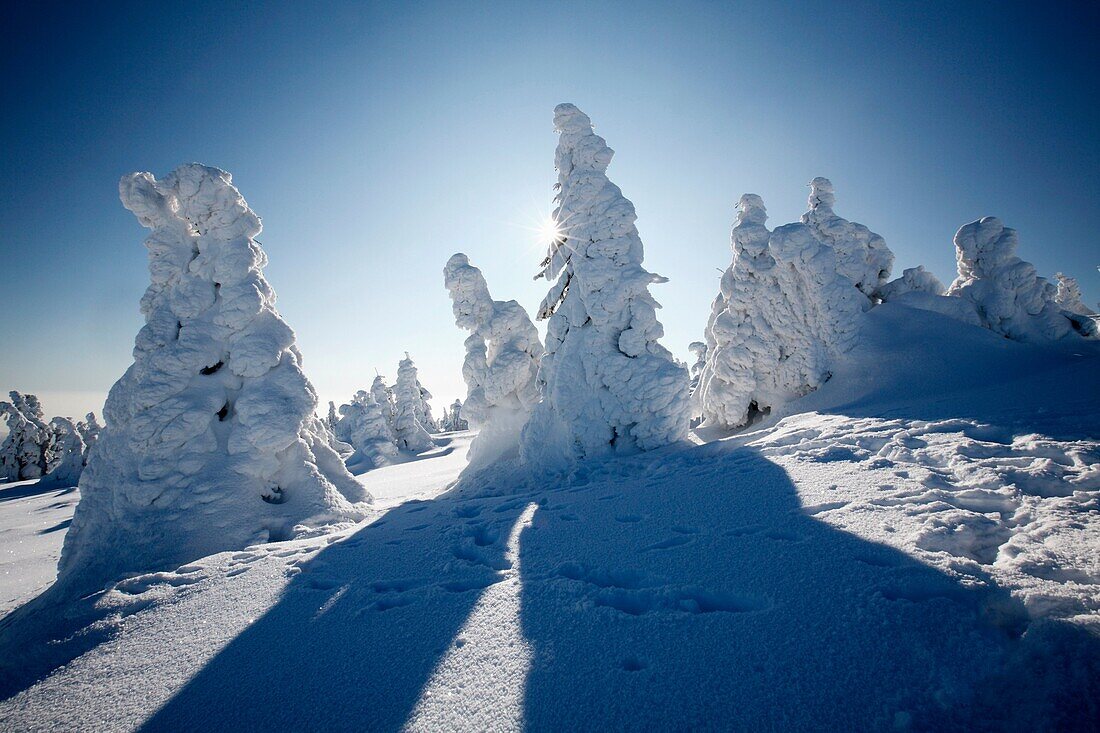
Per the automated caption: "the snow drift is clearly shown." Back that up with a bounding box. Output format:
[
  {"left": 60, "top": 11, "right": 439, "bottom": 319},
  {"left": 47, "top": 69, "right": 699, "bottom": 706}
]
[{"left": 57, "top": 164, "right": 370, "bottom": 596}]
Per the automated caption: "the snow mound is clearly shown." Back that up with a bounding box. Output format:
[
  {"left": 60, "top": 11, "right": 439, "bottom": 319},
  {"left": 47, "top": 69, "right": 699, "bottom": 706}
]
[
  {"left": 444, "top": 253, "right": 542, "bottom": 469},
  {"left": 523, "top": 104, "right": 690, "bottom": 467},
  {"left": 880, "top": 265, "right": 945, "bottom": 300},
  {"left": 698, "top": 194, "right": 865, "bottom": 429},
  {"left": 947, "top": 217, "right": 1094, "bottom": 342},
  {"left": 57, "top": 164, "right": 369, "bottom": 597},
  {"left": 801, "top": 177, "right": 894, "bottom": 300}
]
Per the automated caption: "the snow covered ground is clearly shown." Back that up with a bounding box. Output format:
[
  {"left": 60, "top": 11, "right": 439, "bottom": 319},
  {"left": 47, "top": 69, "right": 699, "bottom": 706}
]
[
  {"left": 1, "top": 305, "right": 1097, "bottom": 731},
  {"left": 0, "top": 480, "right": 77, "bottom": 615}
]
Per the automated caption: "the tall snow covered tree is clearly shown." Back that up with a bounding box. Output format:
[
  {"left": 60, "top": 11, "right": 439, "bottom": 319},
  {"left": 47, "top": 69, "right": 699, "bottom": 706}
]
[
  {"left": 523, "top": 104, "right": 690, "bottom": 467},
  {"left": 416, "top": 380, "right": 438, "bottom": 433},
  {"left": 371, "top": 374, "right": 397, "bottom": 434},
  {"left": 947, "top": 217, "right": 1096, "bottom": 342},
  {"left": 444, "top": 253, "right": 543, "bottom": 467},
  {"left": 44, "top": 416, "right": 86, "bottom": 486},
  {"left": 334, "top": 390, "right": 398, "bottom": 468},
  {"left": 0, "top": 392, "right": 51, "bottom": 481},
  {"left": 58, "top": 164, "right": 370, "bottom": 594},
  {"left": 698, "top": 194, "right": 864, "bottom": 429},
  {"left": 77, "top": 412, "right": 102, "bottom": 465},
  {"left": 801, "top": 177, "right": 894, "bottom": 301},
  {"left": 449, "top": 399, "right": 468, "bottom": 431},
  {"left": 393, "top": 353, "right": 434, "bottom": 452}
]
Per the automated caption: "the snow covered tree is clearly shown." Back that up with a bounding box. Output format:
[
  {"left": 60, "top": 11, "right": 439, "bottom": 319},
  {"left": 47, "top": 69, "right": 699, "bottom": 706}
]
[
  {"left": 697, "top": 194, "right": 864, "bottom": 429},
  {"left": 879, "top": 265, "right": 945, "bottom": 301},
  {"left": 416, "top": 381, "right": 438, "bottom": 433},
  {"left": 393, "top": 353, "right": 434, "bottom": 452},
  {"left": 0, "top": 392, "right": 51, "bottom": 481},
  {"left": 58, "top": 164, "right": 370, "bottom": 594},
  {"left": 444, "top": 253, "right": 542, "bottom": 466},
  {"left": 371, "top": 374, "right": 397, "bottom": 434},
  {"left": 946, "top": 217, "right": 1095, "bottom": 342},
  {"left": 326, "top": 401, "right": 339, "bottom": 430},
  {"left": 44, "top": 417, "right": 86, "bottom": 486},
  {"left": 77, "top": 412, "right": 102, "bottom": 465},
  {"left": 1053, "top": 273, "right": 1095, "bottom": 316},
  {"left": 521, "top": 104, "right": 690, "bottom": 467},
  {"left": 449, "top": 399, "right": 468, "bottom": 430},
  {"left": 801, "top": 177, "right": 894, "bottom": 301},
  {"left": 334, "top": 390, "right": 398, "bottom": 468}
]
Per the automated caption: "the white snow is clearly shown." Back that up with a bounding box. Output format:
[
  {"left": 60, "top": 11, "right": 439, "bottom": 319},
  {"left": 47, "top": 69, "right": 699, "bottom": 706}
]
[
  {"left": 334, "top": 389, "right": 398, "bottom": 470},
  {"left": 523, "top": 104, "right": 691, "bottom": 467},
  {"left": 444, "top": 253, "right": 542, "bottom": 469},
  {"left": 1, "top": 303, "right": 1096, "bottom": 731},
  {"left": 393, "top": 354, "right": 434, "bottom": 453},
  {"left": 57, "top": 164, "right": 369, "bottom": 598}
]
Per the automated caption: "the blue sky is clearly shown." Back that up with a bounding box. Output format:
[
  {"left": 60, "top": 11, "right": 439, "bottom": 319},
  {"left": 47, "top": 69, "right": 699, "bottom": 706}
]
[{"left": 2, "top": 0, "right": 1097, "bottom": 420}]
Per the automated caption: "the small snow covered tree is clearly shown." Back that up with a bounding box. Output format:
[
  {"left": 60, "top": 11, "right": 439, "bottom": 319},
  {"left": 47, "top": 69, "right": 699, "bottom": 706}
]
[
  {"left": 449, "top": 399, "right": 468, "bottom": 430},
  {"left": 45, "top": 417, "right": 86, "bottom": 486},
  {"left": 393, "top": 354, "right": 434, "bottom": 452},
  {"left": 58, "top": 164, "right": 370, "bottom": 594},
  {"left": 1053, "top": 273, "right": 1095, "bottom": 316},
  {"left": 371, "top": 375, "right": 397, "bottom": 434},
  {"left": 0, "top": 392, "right": 51, "bottom": 481},
  {"left": 334, "top": 390, "right": 398, "bottom": 468},
  {"left": 879, "top": 266, "right": 945, "bottom": 301},
  {"left": 697, "top": 194, "right": 864, "bottom": 429},
  {"left": 444, "top": 253, "right": 543, "bottom": 466},
  {"left": 801, "top": 177, "right": 894, "bottom": 301},
  {"left": 77, "top": 412, "right": 102, "bottom": 465},
  {"left": 522, "top": 104, "right": 690, "bottom": 467},
  {"left": 687, "top": 341, "right": 708, "bottom": 421},
  {"left": 326, "top": 401, "right": 339, "bottom": 430},
  {"left": 946, "top": 217, "right": 1095, "bottom": 342},
  {"left": 416, "top": 381, "right": 438, "bottom": 433}
]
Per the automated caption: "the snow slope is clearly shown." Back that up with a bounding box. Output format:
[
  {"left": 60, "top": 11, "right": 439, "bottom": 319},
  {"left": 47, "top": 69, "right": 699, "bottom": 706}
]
[
  {"left": 0, "top": 481, "right": 77, "bottom": 614},
  {"left": 1, "top": 307, "right": 1097, "bottom": 731}
]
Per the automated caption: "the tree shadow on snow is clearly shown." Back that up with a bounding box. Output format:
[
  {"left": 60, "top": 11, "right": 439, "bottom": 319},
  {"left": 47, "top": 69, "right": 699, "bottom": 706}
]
[
  {"left": 516, "top": 441, "right": 1100, "bottom": 731},
  {"left": 138, "top": 479, "right": 534, "bottom": 732}
]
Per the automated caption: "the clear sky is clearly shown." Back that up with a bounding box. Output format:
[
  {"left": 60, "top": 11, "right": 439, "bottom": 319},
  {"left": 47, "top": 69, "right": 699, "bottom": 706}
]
[{"left": 2, "top": 0, "right": 1098, "bottom": 421}]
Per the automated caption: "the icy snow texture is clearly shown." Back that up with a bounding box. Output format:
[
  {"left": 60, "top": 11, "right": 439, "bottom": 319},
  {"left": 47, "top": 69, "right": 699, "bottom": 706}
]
[
  {"left": 334, "top": 390, "right": 398, "bottom": 468},
  {"left": 393, "top": 354, "right": 434, "bottom": 452},
  {"left": 0, "top": 393, "right": 50, "bottom": 481},
  {"left": 947, "top": 217, "right": 1094, "bottom": 342},
  {"left": 57, "top": 164, "right": 369, "bottom": 596},
  {"left": 801, "top": 177, "right": 894, "bottom": 300},
  {"left": 697, "top": 195, "right": 865, "bottom": 429},
  {"left": 44, "top": 417, "right": 85, "bottom": 486},
  {"left": 523, "top": 104, "right": 690, "bottom": 467},
  {"left": 444, "top": 253, "right": 543, "bottom": 468}
]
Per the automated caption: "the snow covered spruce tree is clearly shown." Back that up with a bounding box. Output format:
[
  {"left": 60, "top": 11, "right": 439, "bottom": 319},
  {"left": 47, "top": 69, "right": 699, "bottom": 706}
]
[
  {"left": 44, "top": 416, "right": 86, "bottom": 486},
  {"left": 58, "top": 164, "right": 370, "bottom": 593},
  {"left": 77, "top": 412, "right": 102, "bottom": 465},
  {"left": 801, "top": 177, "right": 894, "bottom": 302},
  {"left": 416, "top": 380, "right": 438, "bottom": 433},
  {"left": 697, "top": 194, "right": 864, "bottom": 429},
  {"left": 946, "top": 217, "right": 1096, "bottom": 341},
  {"left": 370, "top": 374, "right": 396, "bottom": 434},
  {"left": 448, "top": 399, "right": 468, "bottom": 430},
  {"left": 0, "top": 392, "right": 51, "bottom": 481},
  {"left": 393, "top": 354, "right": 434, "bottom": 452},
  {"left": 444, "top": 253, "right": 543, "bottom": 467},
  {"left": 334, "top": 390, "right": 398, "bottom": 468},
  {"left": 1053, "top": 272, "right": 1096, "bottom": 316},
  {"left": 522, "top": 104, "right": 690, "bottom": 466}
]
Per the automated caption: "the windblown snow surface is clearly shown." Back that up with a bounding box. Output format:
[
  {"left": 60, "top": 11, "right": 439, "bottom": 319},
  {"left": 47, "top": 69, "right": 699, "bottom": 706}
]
[{"left": 1, "top": 304, "right": 1098, "bottom": 731}]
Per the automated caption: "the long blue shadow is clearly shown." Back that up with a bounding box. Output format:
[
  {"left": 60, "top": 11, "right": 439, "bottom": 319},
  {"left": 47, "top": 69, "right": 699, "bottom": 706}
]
[{"left": 517, "top": 441, "right": 1100, "bottom": 730}]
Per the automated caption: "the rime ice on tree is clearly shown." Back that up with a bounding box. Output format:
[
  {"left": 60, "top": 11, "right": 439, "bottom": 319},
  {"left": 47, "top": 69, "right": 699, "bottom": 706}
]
[
  {"left": 444, "top": 253, "right": 542, "bottom": 467},
  {"left": 45, "top": 417, "right": 86, "bottom": 486},
  {"left": 371, "top": 375, "right": 397, "bottom": 434},
  {"left": 393, "top": 354, "right": 434, "bottom": 452},
  {"left": 0, "top": 392, "right": 51, "bottom": 481},
  {"left": 58, "top": 164, "right": 370, "bottom": 594},
  {"left": 801, "top": 177, "right": 894, "bottom": 301},
  {"left": 698, "top": 194, "right": 864, "bottom": 429},
  {"left": 1053, "top": 273, "right": 1095, "bottom": 317},
  {"left": 77, "top": 412, "right": 102, "bottom": 465},
  {"left": 334, "top": 390, "right": 398, "bottom": 468},
  {"left": 947, "top": 217, "right": 1095, "bottom": 342},
  {"left": 879, "top": 266, "right": 945, "bottom": 301},
  {"left": 522, "top": 104, "right": 690, "bottom": 467}
]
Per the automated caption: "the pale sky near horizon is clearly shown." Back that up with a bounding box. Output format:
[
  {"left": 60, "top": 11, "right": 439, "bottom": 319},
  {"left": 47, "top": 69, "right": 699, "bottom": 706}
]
[{"left": 2, "top": 0, "right": 1098, "bottom": 422}]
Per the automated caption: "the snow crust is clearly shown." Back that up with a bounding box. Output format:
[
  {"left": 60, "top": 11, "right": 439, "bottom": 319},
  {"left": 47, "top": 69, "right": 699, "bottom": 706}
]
[
  {"left": 800, "top": 177, "right": 894, "bottom": 300},
  {"left": 57, "top": 164, "right": 369, "bottom": 596},
  {"left": 522, "top": 104, "right": 690, "bottom": 467},
  {"left": 697, "top": 194, "right": 864, "bottom": 429},
  {"left": 444, "top": 253, "right": 542, "bottom": 468},
  {"left": 947, "top": 217, "right": 1093, "bottom": 342}
]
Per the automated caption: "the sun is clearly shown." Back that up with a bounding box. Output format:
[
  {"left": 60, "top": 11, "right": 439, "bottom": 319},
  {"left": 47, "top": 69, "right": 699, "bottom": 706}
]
[{"left": 535, "top": 214, "right": 564, "bottom": 248}]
